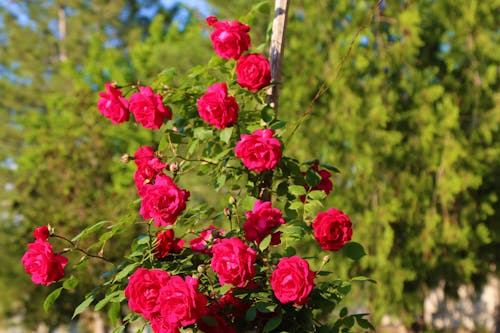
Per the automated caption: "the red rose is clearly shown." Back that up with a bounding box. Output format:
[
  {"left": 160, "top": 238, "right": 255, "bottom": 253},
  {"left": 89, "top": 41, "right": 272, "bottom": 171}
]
[
  {"left": 190, "top": 226, "right": 225, "bottom": 254},
  {"left": 301, "top": 164, "right": 333, "bottom": 202},
  {"left": 129, "top": 86, "right": 171, "bottom": 130},
  {"left": 217, "top": 290, "right": 250, "bottom": 317},
  {"left": 33, "top": 226, "right": 50, "bottom": 241},
  {"left": 197, "top": 312, "right": 237, "bottom": 333},
  {"left": 312, "top": 208, "right": 352, "bottom": 251},
  {"left": 270, "top": 256, "right": 315, "bottom": 306},
  {"left": 139, "top": 174, "right": 190, "bottom": 227},
  {"left": 207, "top": 16, "right": 250, "bottom": 60},
  {"left": 133, "top": 146, "right": 167, "bottom": 195},
  {"left": 124, "top": 268, "right": 170, "bottom": 320},
  {"left": 21, "top": 240, "right": 68, "bottom": 286},
  {"left": 244, "top": 200, "right": 285, "bottom": 244},
  {"left": 97, "top": 83, "right": 129, "bottom": 124},
  {"left": 234, "top": 129, "right": 282, "bottom": 173},
  {"left": 155, "top": 229, "right": 184, "bottom": 258},
  {"left": 150, "top": 315, "right": 180, "bottom": 333},
  {"left": 211, "top": 238, "right": 256, "bottom": 287},
  {"left": 236, "top": 54, "right": 271, "bottom": 92},
  {"left": 159, "top": 276, "right": 207, "bottom": 326},
  {"left": 197, "top": 82, "right": 239, "bottom": 129}
]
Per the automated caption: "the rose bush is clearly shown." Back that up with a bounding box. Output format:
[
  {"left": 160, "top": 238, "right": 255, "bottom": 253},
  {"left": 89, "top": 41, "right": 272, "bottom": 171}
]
[{"left": 23, "top": 7, "right": 373, "bottom": 333}]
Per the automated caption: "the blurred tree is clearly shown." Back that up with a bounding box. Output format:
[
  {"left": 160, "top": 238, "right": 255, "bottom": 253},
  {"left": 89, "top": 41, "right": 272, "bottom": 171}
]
[
  {"left": 210, "top": 0, "right": 499, "bottom": 326},
  {"left": 0, "top": 0, "right": 210, "bottom": 329}
]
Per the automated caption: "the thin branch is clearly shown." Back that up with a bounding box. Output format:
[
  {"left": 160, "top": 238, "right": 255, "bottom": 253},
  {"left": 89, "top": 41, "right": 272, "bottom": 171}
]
[{"left": 52, "top": 234, "right": 114, "bottom": 264}]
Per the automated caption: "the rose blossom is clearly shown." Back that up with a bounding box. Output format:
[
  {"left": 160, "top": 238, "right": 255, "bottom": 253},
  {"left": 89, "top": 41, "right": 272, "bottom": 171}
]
[
  {"left": 190, "top": 226, "right": 225, "bottom": 254},
  {"left": 155, "top": 229, "right": 185, "bottom": 258},
  {"left": 97, "top": 83, "right": 129, "bottom": 124},
  {"left": 21, "top": 240, "right": 68, "bottom": 286},
  {"left": 236, "top": 54, "right": 271, "bottom": 92},
  {"left": 211, "top": 238, "right": 256, "bottom": 287},
  {"left": 270, "top": 256, "right": 315, "bottom": 306},
  {"left": 139, "top": 174, "right": 190, "bottom": 227},
  {"left": 234, "top": 128, "right": 282, "bottom": 172},
  {"left": 244, "top": 200, "right": 285, "bottom": 244},
  {"left": 33, "top": 225, "right": 50, "bottom": 241},
  {"left": 150, "top": 315, "right": 180, "bottom": 333},
  {"left": 206, "top": 16, "right": 250, "bottom": 60},
  {"left": 133, "top": 146, "right": 167, "bottom": 194},
  {"left": 301, "top": 164, "right": 334, "bottom": 202},
  {"left": 129, "top": 86, "right": 171, "bottom": 130},
  {"left": 312, "top": 208, "right": 352, "bottom": 251},
  {"left": 124, "top": 268, "right": 170, "bottom": 319},
  {"left": 159, "top": 275, "right": 207, "bottom": 326},
  {"left": 197, "top": 83, "right": 239, "bottom": 129}
]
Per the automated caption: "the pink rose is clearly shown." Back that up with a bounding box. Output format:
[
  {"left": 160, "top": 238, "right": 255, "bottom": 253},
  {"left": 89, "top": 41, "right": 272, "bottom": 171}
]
[
  {"left": 244, "top": 200, "right": 285, "bottom": 244},
  {"left": 139, "top": 174, "right": 190, "bottom": 227},
  {"left": 155, "top": 229, "right": 184, "bottom": 258},
  {"left": 211, "top": 238, "right": 256, "bottom": 287},
  {"left": 312, "top": 208, "right": 352, "bottom": 251},
  {"left": 33, "top": 226, "right": 50, "bottom": 241},
  {"left": 207, "top": 16, "right": 250, "bottom": 60},
  {"left": 129, "top": 86, "right": 171, "bottom": 130},
  {"left": 124, "top": 268, "right": 170, "bottom": 319},
  {"left": 21, "top": 240, "right": 68, "bottom": 286},
  {"left": 270, "top": 256, "right": 315, "bottom": 306},
  {"left": 133, "top": 146, "right": 167, "bottom": 195},
  {"left": 236, "top": 54, "right": 271, "bottom": 92},
  {"left": 234, "top": 129, "right": 282, "bottom": 173},
  {"left": 301, "top": 164, "right": 333, "bottom": 202},
  {"left": 190, "top": 226, "right": 225, "bottom": 254},
  {"left": 159, "top": 276, "right": 207, "bottom": 326},
  {"left": 197, "top": 83, "right": 239, "bottom": 129},
  {"left": 97, "top": 83, "right": 129, "bottom": 124}
]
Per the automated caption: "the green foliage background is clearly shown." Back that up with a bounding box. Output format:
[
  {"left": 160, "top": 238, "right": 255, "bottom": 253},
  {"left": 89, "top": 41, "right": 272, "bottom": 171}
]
[{"left": 0, "top": 0, "right": 498, "bottom": 330}]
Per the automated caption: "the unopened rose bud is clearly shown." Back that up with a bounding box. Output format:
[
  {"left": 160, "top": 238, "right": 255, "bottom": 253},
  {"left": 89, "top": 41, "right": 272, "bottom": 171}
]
[
  {"left": 197, "top": 265, "right": 206, "bottom": 274},
  {"left": 224, "top": 207, "right": 232, "bottom": 217},
  {"left": 169, "top": 162, "right": 178, "bottom": 173},
  {"left": 322, "top": 255, "right": 330, "bottom": 265},
  {"left": 228, "top": 196, "right": 237, "bottom": 205},
  {"left": 120, "top": 154, "right": 130, "bottom": 163}
]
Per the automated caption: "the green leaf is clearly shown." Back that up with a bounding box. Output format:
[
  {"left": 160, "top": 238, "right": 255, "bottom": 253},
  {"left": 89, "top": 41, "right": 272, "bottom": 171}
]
[
  {"left": 263, "top": 314, "right": 283, "bottom": 332},
  {"left": 113, "top": 262, "right": 140, "bottom": 282},
  {"left": 339, "top": 307, "right": 348, "bottom": 318},
  {"left": 356, "top": 317, "right": 375, "bottom": 330},
  {"left": 261, "top": 106, "right": 275, "bottom": 123},
  {"left": 321, "top": 164, "right": 341, "bottom": 173},
  {"left": 166, "top": 130, "right": 185, "bottom": 144},
  {"left": 108, "top": 301, "right": 121, "bottom": 326},
  {"left": 351, "top": 276, "right": 376, "bottom": 284},
  {"left": 43, "top": 287, "right": 63, "bottom": 312},
  {"left": 289, "top": 185, "right": 306, "bottom": 196},
  {"left": 255, "top": 301, "right": 276, "bottom": 313},
  {"left": 259, "top": 234, "right": 272, "bottom": 251},
  {"left": 270, "top": 121, "right": 287, "bottom": 131},
  {"left": 94, "top": 290, "right": 125, "bottom": 312},
  {"left": 288, "top": 201, "right": 303, "bottom": 210},
  {"left": 308, "top": 190, "right": 327, "bottom": 201},
  {"left": 72, "top": 295, "right": 95, "bottom": 319},
  {"left": 284, "top": 246, "right": 296, "bottom": 257},
  {"left": 342, "top": 242, "right": 366, "bottom": 260},
  {"left": 63, "top": 276, "right": 79, "bottom": 291},
  {"left": 343, "top": 315, "right": 355, "bottom": 328},
  {"left": 194, "top": 127, "right": 213, "bottom": 140},
  {"left": 111, "top": 326, "right": 125, "bottom": 333},
  {"left": 245, "top": 307, "right": 257, "bottom": 322},
  {"left": 305, "top": 168, "right": 322, "bottom": 187},
  {"left": 219, "top": 284, "right": 233, "bottom": 295},
  {"left": 276, "top": 181, "right": 288, "bottom": 196},
  {"left": 71, "top": 221, "right": 109, "bottom": 242},
  {"left": 252, "top": 1, "right": 271, "bottom": 13},
  {"left": 219, "top": 127, "right": 233, "bottom": 144}
]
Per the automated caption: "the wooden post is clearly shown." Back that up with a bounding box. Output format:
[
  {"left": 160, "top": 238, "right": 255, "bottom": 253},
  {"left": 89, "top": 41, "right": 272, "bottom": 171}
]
[
  {"left": 266, "top": 0, "right": 290, "bottom": 116},
  {"left": 260, "top": 0, "right": 289, "bottom": 202}
]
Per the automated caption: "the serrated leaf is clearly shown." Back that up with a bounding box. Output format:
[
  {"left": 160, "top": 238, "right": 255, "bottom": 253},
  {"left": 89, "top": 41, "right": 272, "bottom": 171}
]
[
  {"left": 263, "top": 315, "right": 283, "bottom": 332},
  {"left": 71, "top": 221, "right": 109, "bottom": 242},
  {"left": 108, "top": 301, "right": 121, "bottom": 326},
  {"left": 289, "top": 185, "right": 306, "bottom": 196},
  {"left": 63, "top": 276, "right": 78, "bottom": 291},
  {"left": 342, "top": 242, "right": 366, "bottom": 260},
  {"left": 113, "top": 263, "right": 140, "bottom": 282},
  {"left": 259, "top": 234, "right": 272, "bottom": 251},
  {"left": 356, "top": 317, "right": 375, "bottom": 330},
  {"left": 308, "top": 190, "right": 327, "bottom": 201},
  {"left": 245, "top": 307, "right": 257, "bottom": 322},
  {"left": 219, "top": 284, "right": 232, "bottom": 295},
  {"left": 219, "top": 127, "right": 233, "bottom": 143},
  {"left": 72, "top": 295, "right": 94, "bottom": 319},
  {"left": 305, "top": 169, "right": 322, "bottom": 187},
  {"left": 44, "top": 287, "right": 63, "bottom": 311},
  {"left": 343, "top": 315, "right": 355, "bottom": 328},
  {"left": 194, "top": 127, "right": 213, "bottom": 140},
  {"left": 288, "top": 201, "right": 303, "bottom": 210},
  {"left": 253, "top": 1, "right": 271, "bottom": 13}
]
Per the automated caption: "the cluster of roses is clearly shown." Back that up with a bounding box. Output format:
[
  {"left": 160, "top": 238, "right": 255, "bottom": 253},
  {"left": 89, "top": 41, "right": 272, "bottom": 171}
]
[
  {"left": 21, "top": 226, "right": 68, "bottom": 286},
  {"left": 21, "top": 15, "right": 355, "bottom": 333}
]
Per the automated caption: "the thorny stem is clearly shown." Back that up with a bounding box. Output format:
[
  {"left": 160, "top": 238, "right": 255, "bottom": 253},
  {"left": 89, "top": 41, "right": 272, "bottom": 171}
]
[{"left": 53, "top": 234, "right": 114, "bottom": 265}]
